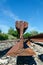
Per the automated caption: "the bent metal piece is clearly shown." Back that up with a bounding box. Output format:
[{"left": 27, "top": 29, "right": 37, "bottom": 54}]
[
  {"left": 6, "top": 47, "right": 36, "bottom": 56},
  {"left": 28, "top": 34, "right": 43, "bottom": 42},
  {"left": 6, "top": 39, "right": 35, "bottom": 56},
  {"left": 16, "top": 21, "right": 28, "bottom": 38},
  {"left": 31, "top": 38, "right": 43, "bottom": 42},
  {"left": 6, "top": 21, "right": 36, "bottom": 56},
  {"left": 6, "top": 40, "right": 36, "bottom": 56}
]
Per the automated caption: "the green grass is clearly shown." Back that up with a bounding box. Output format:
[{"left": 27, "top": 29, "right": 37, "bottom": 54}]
[{"left": 8, "top": 34, "right": 17, "bottom": 40}]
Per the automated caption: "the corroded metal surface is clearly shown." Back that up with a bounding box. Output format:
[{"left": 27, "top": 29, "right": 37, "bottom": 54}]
[
  {"left": 31, "top": 38, "right": 43, "bottom": 42},
  {"left": 6, "top": 40, "right": 36, "bottom": 56},
  {"left": 6, "top": 21, "right": 36, "bottom": 56},
  {"left": 16, "top": 21, "right": 28, "bottom": 38},
  {"left": 6, "top": 47, "right": 36, "bottom": 56},
  {"left": 28, "top": 33, "right": 43, "bottom": 42},
  {"left": 6, "top": 21, "right": 43, "bottom": 57},
  {"left": 30, "top": 33, "right": 43, "bottom": 39}
]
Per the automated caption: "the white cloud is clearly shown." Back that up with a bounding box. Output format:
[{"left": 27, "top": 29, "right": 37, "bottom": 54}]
[
  {"left": 1, "top": 9, "right": 20, "bottom": 21},
  {"left": 0, "top": 9, "right": 20, "bottom": 33},
  {"left": 0, "top": 24, "right": 9, "bottom": 33},
  {"left": 28, "top": 26, "right": 37, "bottom": 31},
  {"left": 26, "top": 25, "right": 39, "bottom": 33}
]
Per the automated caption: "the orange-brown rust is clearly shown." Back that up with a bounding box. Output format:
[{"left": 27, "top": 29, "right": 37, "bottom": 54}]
[
  {"left": 26, "top": 41, "right": 31, "bottom": 46},
  {"left": 31, "top": 38, "right": 43, "bottom": 42},
  {"left": 6, "top": 21, "right": 36, "bottom": 57},
  {"left": 6, "top": 39, "right": 23, "bottom": 55},
  {"left": 7, "top": 21, "right": 43, "bottom": 57},
  {"left": 30, "top": 34, "right": 43, "bottom": 39},
  {"left": 16, "top": 21, "right": 28, "bottom": 38},
  {"left": 6, "top": 48, "right": 36, "bottom": 56}
]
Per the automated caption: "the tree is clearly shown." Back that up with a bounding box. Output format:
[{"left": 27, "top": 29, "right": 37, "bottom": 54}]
[
  {"left": 23, "top": 30, "right": 39, "bottom": 38},
  {"left": 30, "top": 30, "right": 39, "bottom": 36},
  {"left": 8, "top": 27, "right": 19, "bottom": 38},
  {"left": 0, "top": 29, "right": 2, "bottom": 33},
  {"left": 0, "top": 33, "right": 8, "bottom": 40},
  {"left": 23, "top": 32, "right": 31, "bottom": 38},
  {"left": 8, "top": 27, "right": 15, "bottom": 35}
]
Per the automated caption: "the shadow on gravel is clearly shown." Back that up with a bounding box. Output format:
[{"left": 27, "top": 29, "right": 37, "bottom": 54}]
[
  {"left": 38, "top": 54, "right": 43, "bottom": 62},
  {"left": 16, "top": 41, "right": 37, "bottom": 65},
  {"left": 17, "top": 56, "right": 37, "bottom": 65},
  {"left": 0, "top": 47, "right": 12, "bottom": 58}
]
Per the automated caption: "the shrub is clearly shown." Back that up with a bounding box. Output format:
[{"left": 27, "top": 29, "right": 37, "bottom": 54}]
[
  {"left": 23, "top": 33, "right": 31, "bottom": 38},
  {"left": 0, "top": 33, "right": 8, "bottom": 40}
]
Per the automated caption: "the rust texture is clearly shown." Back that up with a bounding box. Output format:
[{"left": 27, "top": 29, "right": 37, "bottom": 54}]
[
  {"left": 6, "top": 21, "right": 36, "bottom": 56},
  {"left": 16, "top": 21, "right": 28, "bottom": 38},
  {"left": 6, "top": 21, "right": 43, "bottom": 57},
  {"left": 28, "top": 33, "right": 43, "bottom": 42},
  {"left": 31, "top": 38, "right": 43, "bottom": 42},
  {"left": 29, "top": 33, "right": 43, "bottom": 39}
]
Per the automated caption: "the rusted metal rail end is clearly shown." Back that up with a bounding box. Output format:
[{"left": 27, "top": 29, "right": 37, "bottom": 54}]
[{"left": 6, "top": 21, "right": 36, "bottom": 56}]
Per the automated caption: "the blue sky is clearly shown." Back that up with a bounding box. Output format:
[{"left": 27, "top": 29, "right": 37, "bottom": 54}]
[{"left": 0, "top": 0, "right": 43, "bottom": 33}]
